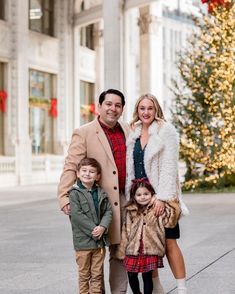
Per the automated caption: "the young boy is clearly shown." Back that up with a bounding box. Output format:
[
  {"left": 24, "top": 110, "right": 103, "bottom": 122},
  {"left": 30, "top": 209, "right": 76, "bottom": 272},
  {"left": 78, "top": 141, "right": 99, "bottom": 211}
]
[{"left": 69, "top": 158, "right": 113, "bottom": 294}]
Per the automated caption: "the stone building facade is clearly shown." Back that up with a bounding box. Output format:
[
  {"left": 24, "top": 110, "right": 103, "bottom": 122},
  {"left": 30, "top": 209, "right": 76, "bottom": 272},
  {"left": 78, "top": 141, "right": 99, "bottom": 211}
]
[{"left": 0, "top": 0, "right": 199, "bottom": 187}]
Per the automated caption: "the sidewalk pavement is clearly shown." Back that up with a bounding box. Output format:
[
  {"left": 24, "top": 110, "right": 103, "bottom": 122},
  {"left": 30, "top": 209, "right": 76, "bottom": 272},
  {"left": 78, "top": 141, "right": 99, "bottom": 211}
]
[
  {"left": 0, "top": 184, "right": 57, "bottom": 207},
  {"left": 0, "top": 184, "right": 235, "bottom": 293}
]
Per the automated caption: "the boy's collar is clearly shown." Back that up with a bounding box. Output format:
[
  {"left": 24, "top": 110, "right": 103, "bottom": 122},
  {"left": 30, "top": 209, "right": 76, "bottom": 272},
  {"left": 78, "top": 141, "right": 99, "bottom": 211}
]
[{"left": 77, "top": 180, "right": 97, "bottom": 191}]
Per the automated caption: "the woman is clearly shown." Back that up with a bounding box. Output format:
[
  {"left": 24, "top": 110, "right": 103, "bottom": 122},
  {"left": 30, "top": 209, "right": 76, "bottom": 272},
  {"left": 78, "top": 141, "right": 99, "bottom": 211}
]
[{"left": 125, "top": 94, "right": 189, "bottom": 294}]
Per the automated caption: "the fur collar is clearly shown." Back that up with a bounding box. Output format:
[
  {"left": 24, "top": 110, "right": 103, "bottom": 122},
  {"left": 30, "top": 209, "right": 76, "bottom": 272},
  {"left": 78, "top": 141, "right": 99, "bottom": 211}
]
[{"left": 127, "top": 120, "right": 176, "bottom": 160}]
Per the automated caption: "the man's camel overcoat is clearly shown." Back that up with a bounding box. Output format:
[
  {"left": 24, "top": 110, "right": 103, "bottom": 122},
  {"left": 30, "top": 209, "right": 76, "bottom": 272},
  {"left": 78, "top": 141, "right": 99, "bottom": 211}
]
[{"left": 58, "top": 118, "right": 129, "bottom": 244}]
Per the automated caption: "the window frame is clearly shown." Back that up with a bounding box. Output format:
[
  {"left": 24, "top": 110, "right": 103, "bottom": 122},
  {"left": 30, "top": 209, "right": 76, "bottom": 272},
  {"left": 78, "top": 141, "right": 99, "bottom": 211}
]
[
  {"left": 29, "top": 0, "right": 54, "bottom": 36},
  {"left": 29, "top": 69, "right": 57, "bottom": 155},
  {"left": 80, "top": 24, "right": 95, "bottom": 50},
  {"left": 80, "top": 81, "right": 95, "bottom": 125},
  {"left": 0, "top": 1, "right": 5, "bottom": 20}
]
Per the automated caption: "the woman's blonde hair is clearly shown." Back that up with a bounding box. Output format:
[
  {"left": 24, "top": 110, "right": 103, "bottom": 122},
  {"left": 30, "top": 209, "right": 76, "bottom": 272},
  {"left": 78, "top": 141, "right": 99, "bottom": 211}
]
[{"left": 130, "top": 93, "right": 165, "bottom": 127}]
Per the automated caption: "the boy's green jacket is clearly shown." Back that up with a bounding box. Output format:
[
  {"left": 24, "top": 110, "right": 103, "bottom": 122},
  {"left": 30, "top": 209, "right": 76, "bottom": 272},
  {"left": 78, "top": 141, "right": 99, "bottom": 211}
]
[{"left": 69, "top": 184, "right": 113, "bottom": 250}]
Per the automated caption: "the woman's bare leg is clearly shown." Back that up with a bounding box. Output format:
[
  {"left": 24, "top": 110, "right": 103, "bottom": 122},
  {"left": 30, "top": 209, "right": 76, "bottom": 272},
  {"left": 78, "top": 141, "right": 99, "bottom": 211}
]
[
  {"left": 166, "top": 239, "right": 187, "bottom": 293},
  {"left": 166, "top": 239, "right": 186, "bottom": 278}
]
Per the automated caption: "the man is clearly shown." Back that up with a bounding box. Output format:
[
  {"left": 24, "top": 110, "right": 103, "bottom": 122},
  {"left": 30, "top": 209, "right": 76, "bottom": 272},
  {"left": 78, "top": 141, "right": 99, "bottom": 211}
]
[{"left": 58, "top": 89, "right": 129, "bottom": 293}]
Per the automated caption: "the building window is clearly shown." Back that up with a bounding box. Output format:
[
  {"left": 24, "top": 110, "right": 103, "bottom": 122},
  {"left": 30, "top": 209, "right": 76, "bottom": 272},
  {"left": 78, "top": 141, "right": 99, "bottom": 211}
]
[
  {"left": 0, "top": 63, "right": 5, "bottom": 155},
  {"left": 80, "top": 24, "right": 94, "bottom": 50},
  {"left": 29, "top": 69, "right": 57, "bottom": 154},
  {"left": 29, "top": 0, "right": 54, "bottom": 36},
  {"left": 80, "top": 81, "right": 95, "bottom": 125},
  {"left": 80, "top": 0, "right": 85, "bottom": 11},
  {"left": 0, "top": 1, "right": 5, "bottom": 20}
]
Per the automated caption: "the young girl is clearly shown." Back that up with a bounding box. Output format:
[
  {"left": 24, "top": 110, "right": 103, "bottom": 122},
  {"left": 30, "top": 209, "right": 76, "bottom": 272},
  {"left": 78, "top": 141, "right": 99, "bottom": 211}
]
[{"left": 116, "top": 178, "right": 180, "bottom": 294}]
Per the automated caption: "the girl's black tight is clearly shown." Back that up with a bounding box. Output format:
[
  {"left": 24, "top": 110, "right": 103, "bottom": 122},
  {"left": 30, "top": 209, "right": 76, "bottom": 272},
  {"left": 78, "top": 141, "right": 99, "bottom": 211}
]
[
  {"left": 127, "top": 270, "right": 153, "bottom": 294},
  {"left": 142, "top": 271, "right": 153, "bottom": 293}
]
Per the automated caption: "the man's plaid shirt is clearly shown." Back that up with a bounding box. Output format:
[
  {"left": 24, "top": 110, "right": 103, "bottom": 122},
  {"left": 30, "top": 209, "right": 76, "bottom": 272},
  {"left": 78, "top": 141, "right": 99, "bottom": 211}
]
[{"left": 99, "top": 118, "right": 126, "bottom": 191}]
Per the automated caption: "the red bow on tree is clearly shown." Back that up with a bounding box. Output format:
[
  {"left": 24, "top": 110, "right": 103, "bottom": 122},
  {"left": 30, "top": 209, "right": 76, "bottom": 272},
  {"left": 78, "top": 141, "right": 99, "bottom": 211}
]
[
  {"left": 0, "top": 90, "right": 7, "bottom": 113},
  {"left": 49, "top": 98, "right": 58, "bottom": 118},
  {"left": 201, "top": 0, "right": 227, "bottom": 12}
]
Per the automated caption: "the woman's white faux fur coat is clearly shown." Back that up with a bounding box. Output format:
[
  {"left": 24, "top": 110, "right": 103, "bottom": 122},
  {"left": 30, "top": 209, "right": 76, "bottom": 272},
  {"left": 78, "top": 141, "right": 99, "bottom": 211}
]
[{"left": 125, "top": 121, "right": 189, "bottom": 216}]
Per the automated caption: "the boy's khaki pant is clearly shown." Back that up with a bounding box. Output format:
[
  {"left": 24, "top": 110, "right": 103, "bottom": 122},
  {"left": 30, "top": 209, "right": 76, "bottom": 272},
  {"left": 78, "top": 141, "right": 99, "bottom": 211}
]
[{"left": 75, "top": 248, "right": 105, "bottom": 294}]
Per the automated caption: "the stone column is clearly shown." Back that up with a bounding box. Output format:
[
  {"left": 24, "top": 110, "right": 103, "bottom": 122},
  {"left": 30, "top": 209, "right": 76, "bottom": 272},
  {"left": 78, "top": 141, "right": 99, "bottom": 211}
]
[
  {"left": 138, "top": 1, "right": 163, "bottom": 104},
  {"left": 10, "top": 0, "right": 32, "bottom": 184},
  {"left": 123, "top": 8, "right": 139, "bottom": 122},
  {"left": 103, "top": 0, "right": 124, "bottom": 90},
  {"left": 73, "top": 25, "right": 81, "bottom": 130},
  {"left": 56, "top": 0, "right": 74, "bottom": 153},
  {"left": 93, "top": 21, "right": 104, "bottom": 100}
]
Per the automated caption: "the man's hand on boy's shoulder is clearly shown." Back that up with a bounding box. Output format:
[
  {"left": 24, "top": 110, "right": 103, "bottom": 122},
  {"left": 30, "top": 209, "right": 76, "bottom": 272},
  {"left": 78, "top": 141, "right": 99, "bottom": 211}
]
[{"left": 62, "top": 203, "right": 71, "bottom": 215}]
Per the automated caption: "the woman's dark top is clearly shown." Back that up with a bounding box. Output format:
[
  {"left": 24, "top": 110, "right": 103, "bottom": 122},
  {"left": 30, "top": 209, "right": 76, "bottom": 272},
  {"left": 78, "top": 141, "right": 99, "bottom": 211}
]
[{"left": 133, "top": 138, "right": 147, "bottom": 179}]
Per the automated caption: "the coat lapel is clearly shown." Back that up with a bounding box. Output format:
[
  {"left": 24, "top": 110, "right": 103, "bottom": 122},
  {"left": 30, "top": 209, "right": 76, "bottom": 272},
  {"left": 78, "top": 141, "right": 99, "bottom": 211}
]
[
  {"left": 128, "top": 121, "right": 164, "bottom": 164},
  {"left": 94, "top": 118, "right": 128, "bottom": 167},
  {"left": 144, "top": 121, "right": 164, "bottom": 164},
  {"left": 94, "top": 119, "right": 115, "bottom": 165}
]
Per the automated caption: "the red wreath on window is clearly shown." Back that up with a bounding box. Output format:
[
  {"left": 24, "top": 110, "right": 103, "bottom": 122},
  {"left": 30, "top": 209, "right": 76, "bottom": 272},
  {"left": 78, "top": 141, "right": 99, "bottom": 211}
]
[
  {"left": 49, "top": 98, "right": 58, "bottom": 118},
  {"left": 81, "top": 102, "right": 98, "bottom": 116},
  {"left": 0, "top": 90, "right": 7, "bottom": 113},
  {"left": 89, "top": 102, "right": 97, "bottom": 115}
]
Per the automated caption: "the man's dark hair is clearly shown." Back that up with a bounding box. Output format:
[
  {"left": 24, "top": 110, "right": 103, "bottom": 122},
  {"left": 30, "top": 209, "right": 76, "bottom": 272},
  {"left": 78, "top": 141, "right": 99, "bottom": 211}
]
[
  {"left": 98, "top": 89, "right": 125, "bottom": 106},
  {"left": 77, "top": 158, "right": 102, "bottom": 174}
]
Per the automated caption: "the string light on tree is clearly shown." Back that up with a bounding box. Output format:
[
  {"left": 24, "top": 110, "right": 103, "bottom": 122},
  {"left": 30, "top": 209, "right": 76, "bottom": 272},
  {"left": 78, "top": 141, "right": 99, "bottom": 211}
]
[{"left": 172, "top": 0, "right": 235, "bottom": 190}]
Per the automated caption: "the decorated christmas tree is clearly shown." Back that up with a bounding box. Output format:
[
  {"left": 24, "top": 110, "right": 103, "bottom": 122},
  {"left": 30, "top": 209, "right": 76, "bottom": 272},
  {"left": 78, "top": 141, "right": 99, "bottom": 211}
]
[{"left": 172, "top": 0, "right": 235, "bottom": 190}]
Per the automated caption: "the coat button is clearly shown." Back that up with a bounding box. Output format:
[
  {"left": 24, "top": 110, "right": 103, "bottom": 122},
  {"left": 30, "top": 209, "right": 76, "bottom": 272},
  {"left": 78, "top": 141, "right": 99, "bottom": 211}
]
[
  {"left": 114, "top": 186, "right": 117, "bottom": 190},
  {"left": 114, "top": 202, "right": 118, "bottom": 206},
  {"left": 143, "top": 222, "right": 146, "bottom": 225},
  {"left": 113, "top": 171, "right": 116, "bottom": 174}
]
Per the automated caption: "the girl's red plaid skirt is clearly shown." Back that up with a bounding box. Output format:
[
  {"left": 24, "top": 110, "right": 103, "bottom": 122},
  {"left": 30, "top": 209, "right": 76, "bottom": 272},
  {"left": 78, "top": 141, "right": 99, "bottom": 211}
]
[{"left": 123, "top": 240, "right": 164, "bottom": 273}]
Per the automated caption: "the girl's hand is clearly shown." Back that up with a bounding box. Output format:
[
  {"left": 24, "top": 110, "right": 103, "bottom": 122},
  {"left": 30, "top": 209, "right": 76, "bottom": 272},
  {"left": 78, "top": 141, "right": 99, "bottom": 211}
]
[{"left": 154, "top": 200, "right": 165, "bottom": 216}]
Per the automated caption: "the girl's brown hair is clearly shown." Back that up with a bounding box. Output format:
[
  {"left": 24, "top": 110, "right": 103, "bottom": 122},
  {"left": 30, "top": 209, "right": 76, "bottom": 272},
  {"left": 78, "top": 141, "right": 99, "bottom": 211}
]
[
  {"left": 126, "top": 178, "right": 155, "bottom": 213},
  {"left": 130, "top": 93, "right": 165, "bottom": 128}
]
